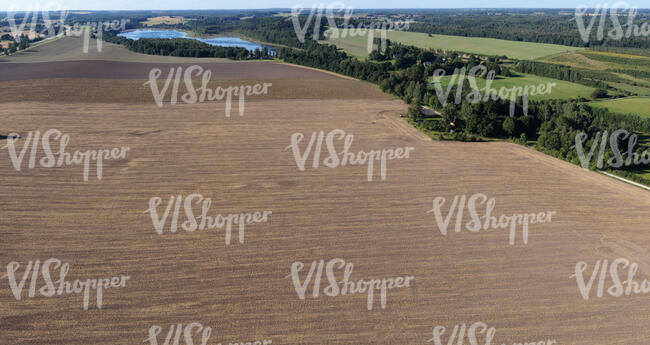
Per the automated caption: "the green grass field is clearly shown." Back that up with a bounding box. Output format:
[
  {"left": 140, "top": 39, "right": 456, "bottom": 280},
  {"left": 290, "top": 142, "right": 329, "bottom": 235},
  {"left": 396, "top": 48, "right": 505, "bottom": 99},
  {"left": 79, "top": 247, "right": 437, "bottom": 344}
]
[
  {"left": 590, "top": 97, "right": 650, "bottom": 118},
  {"left": 540, "top": 50, "right": 650, "bottom": 95},
  {"left": 541, "top": 51, "right": 650, "bottom": 75},
  {"left": 428, "top": 72, "right": 595, "bottom": 101},
  {"left": 324, "top": 29, "right": 584, "bottom": 60},
  {"left": 607, "top": 82, "right": 650, "bottom": 97}
]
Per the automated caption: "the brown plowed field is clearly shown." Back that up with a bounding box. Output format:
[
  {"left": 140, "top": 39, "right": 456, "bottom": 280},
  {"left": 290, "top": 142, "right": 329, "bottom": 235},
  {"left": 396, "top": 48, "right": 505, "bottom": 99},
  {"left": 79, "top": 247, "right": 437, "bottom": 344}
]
[
  {"left": 0, "top": 38, "right": 649, "bottom": 345},
  {"left": 0, "top": 60, "right": 345, "bottom": 82},
  {"left": 0, "top": 77, "right": 390, "bottom": 103},
  {"left": 0, "top": 35, "right": 234, "bottom": 63}
]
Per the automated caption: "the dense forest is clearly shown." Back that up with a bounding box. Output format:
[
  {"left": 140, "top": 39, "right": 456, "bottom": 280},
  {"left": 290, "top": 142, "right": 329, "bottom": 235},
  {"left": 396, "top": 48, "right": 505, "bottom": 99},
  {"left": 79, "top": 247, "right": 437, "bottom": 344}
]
[{"left": 404, "top": 11, "right": 650, "bottom": 48}]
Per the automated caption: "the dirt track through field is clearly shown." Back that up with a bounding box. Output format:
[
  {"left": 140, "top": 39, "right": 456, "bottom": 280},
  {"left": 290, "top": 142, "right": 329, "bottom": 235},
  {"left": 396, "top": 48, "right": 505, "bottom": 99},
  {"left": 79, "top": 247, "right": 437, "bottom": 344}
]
[{"left": 0, "top": 49, "right": 649, "bottom": 345}]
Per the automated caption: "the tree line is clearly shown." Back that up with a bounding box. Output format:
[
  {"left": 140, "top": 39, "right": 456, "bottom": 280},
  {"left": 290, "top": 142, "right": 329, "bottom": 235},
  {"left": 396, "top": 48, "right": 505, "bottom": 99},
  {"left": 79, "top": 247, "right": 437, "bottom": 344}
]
[
  {"left": 2, "top": 34, "right": 35, "bottom": 55},
  {"left": 406, "top": 12, "right": 650, "bottom": 49}
]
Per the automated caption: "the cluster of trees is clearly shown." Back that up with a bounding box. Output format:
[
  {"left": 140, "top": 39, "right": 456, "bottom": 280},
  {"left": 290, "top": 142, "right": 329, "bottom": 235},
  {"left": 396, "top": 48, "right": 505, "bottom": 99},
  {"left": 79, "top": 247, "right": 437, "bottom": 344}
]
[
  {"left": 370, "top": 40, "right": 510, "bottom": 76},
  {"left": 2, "top": 41, "right": 18, "bottom": 55},
  {"left": 2, "top": 34, "right": 32, "bottom": 55},
  {"left": 188, "top": 17, "right": 244, "bottom": 35},
  {"left": 514, "top": 60, "right": 612, "bottom": 90},
  {"left": 281, "top": 44, "right": 393, "bottom": 83},
  {"left": 414, "top": 82, "right": 650, "bottom": 186},
  {"left": 534, "top": 102, "right": 650, "bottom": 185},
  {"left": 238, "top": 16, "right": 328, "bottom": 49}
]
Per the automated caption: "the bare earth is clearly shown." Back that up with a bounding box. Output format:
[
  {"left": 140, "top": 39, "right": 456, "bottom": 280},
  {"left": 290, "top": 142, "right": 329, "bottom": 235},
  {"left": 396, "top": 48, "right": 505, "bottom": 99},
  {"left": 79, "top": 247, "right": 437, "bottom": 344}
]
[
  {"left": 0, "top": 60, "right": 351, "bottom": 81},
  {"left": 0, "top": 37, "right": 649, "bottom": 345},
  {"left": 0, "top": 36, "right": 234, "bottom": 63}
]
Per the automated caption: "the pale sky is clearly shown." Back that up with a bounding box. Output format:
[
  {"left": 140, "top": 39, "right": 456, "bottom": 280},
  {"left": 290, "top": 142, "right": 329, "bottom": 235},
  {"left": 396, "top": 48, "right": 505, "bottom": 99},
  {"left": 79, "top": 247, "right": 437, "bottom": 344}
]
[{"left": 2, "top": 0, "right": 648, "bottom": 11}]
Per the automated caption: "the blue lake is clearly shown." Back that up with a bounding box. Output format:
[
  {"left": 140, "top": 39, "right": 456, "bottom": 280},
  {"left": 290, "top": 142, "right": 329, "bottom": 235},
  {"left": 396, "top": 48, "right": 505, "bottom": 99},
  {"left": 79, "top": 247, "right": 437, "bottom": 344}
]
[{"left": 117, "top": 30, "right": 275, "bottom": 52}]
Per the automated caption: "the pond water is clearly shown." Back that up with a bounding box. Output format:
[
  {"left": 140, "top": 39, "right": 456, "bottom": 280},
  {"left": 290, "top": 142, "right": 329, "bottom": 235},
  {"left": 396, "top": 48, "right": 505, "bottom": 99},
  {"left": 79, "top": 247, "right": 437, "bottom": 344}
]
[{"left": 117, "top": 29, "right": 275, "bottom": 53}]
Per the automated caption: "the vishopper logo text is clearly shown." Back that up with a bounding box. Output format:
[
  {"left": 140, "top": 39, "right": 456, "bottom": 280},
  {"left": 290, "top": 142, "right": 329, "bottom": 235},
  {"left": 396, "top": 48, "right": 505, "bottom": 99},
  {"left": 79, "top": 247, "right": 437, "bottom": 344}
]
[
  {"left": 286, "top": 129, "right": 414, "bottom": 181},
  {"left": 427, "top": 322, "right": 557, "bottom": 345},
  {"left": 574, "top": 129, "right": 650, "bottom": 169},
  {"left": 286, "top": 258, "right": 414, "bottom": 311},
  {"left": 427, "top": 193, "right": 556, "bottom": 245},
  {"left": 4, "top": 2, "right": 129, "bottom": 53},
  {"left": 67, "top": 19, "right": 130, "bottom": 53},
  {"left": 572, "top": 258, "right": 650, "bottom": 300},
  {"left": 145, "top": 66, "right": 272, "bottom": 117},
  {"left": 431, "top": 66, "right": 556, "bottom": 118},
  {"left": 575, "top": 2, "right": 650, "bottom": 43},
  {"left": 1, "top": 129, "right": 130, "bottom": 181},
  {"left": 4, "top": 2, "right": 68, "bottom": 40},
  {"left": 1, "top": 258, "right": 130, "bottom": 310},
  {"left": 290, "top": 2, "right": 409, "bottom": 53},
  {"left": 144, "top": 193, "right": 272, "bottom": 245},
  {"left": 145, "top": 322, "right": 272, "bottom": 345}
]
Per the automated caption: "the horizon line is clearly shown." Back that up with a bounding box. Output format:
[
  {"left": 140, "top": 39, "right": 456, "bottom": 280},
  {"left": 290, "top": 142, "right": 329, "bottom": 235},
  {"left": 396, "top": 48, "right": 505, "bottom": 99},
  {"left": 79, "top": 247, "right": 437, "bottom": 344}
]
[{"left": 4, "top": 7, "right": 650, "bottom": 11}]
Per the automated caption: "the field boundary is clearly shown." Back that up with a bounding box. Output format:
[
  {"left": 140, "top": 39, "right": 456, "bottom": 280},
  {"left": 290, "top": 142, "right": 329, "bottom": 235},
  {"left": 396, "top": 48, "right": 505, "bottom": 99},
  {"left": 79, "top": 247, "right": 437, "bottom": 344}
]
[
  {"left": 273, "top": 62, "right": 359, "bottom": 81},
  {"left": 508, "top": 142, "right": 650, "bottom": 201},
  {"left": 600, "top": 171, "right": 650, "bottom": 192},
  {"left": 1, "top": 33, "right": 65, "bottom": 58}
]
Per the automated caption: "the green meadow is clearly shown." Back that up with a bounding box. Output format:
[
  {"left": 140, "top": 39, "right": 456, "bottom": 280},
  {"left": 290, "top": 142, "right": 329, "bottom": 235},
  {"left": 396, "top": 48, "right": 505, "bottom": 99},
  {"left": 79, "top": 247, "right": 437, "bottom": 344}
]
[
  {"left": 324, "top": 29, "right": 584, "bottom": 60},
  {"left": 428, "top": 72, "right": 595, "bottom": 101},
  {"left": 590, "top": 97, "right": 650, "bottom": 118},
  {"left": 540, "top": 50, "right": 650, "bottom": 97}
]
